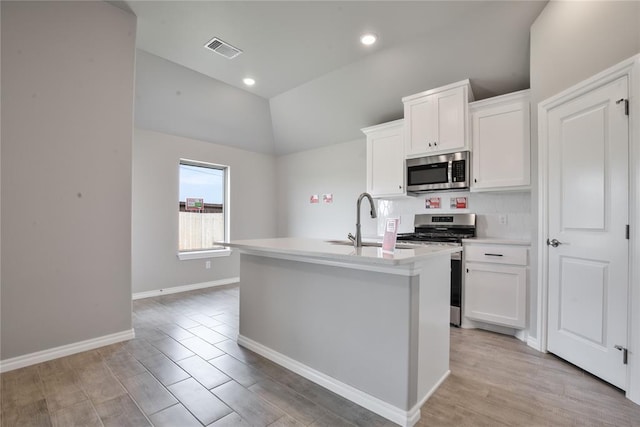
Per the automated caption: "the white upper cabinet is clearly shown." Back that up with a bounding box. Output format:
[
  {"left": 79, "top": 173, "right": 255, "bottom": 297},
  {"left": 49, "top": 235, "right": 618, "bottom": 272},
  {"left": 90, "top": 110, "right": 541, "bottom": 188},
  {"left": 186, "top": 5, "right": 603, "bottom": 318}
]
[
  {"left": 470, "top": 90, "right": 531, "bottom": 191},
  {"left": 403, "top": 80, "right": 474, "bottom": 157},
  {"left": 362, "top": 119, "right": 406, "bottom": 198}
]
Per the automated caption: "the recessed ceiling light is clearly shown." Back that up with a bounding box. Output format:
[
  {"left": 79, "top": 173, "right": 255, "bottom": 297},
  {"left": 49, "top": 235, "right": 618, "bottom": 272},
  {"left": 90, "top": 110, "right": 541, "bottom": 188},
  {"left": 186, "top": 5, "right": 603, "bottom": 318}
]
[
  {"left": 360, "top": 33, "right": 377, "bottom": 46},
  {"left": 243, "top": 77, "right": 256, "bottom": 86}
]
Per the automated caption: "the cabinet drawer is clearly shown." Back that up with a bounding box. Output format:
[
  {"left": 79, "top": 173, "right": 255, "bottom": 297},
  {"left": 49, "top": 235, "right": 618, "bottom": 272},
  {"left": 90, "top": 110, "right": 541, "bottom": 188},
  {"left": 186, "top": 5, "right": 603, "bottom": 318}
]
[{"left": 464, "top": 245, "right": 528, "bottom": 265}]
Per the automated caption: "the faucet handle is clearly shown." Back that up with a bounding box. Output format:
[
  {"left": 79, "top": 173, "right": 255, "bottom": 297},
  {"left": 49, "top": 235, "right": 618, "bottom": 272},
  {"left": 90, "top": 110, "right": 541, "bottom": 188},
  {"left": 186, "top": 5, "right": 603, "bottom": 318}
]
[{"left": 347, "top": 233, "right": 356, "bottom": 243}]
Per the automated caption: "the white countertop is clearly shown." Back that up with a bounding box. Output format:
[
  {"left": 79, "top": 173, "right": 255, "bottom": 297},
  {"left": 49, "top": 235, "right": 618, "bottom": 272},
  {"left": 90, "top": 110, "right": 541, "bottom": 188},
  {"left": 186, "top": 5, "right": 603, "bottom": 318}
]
[
  {"left": 462, "top": 237, "right": 531, "bottom": 246},
  {"left": 223, "top": 237, "right": 461, "bottom": 266}
]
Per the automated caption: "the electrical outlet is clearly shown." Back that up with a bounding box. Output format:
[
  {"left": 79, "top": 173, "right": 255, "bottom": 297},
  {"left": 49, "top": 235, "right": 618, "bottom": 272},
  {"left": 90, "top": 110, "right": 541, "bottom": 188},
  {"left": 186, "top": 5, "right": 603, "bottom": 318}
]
[
  {"left": 498, "top": 214, "right": 508, "bottom": 225},
  {"left": 205, "top": 260, "right": 211, "bottom": 269}
]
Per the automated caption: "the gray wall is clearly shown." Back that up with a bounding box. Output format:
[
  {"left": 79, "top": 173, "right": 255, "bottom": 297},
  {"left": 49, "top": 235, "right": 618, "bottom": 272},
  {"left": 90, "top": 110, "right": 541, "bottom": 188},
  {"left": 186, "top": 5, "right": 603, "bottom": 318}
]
[
  {"left": 132, "top": 50, "right": 279, "bottom": 294},
  {"left": 276, "top": 139, "right": 376, "bottom": 240},
  {"left": 132, "top": 129, "right": 277, "bottom": 294},
  {"left": 269, "top": 1, "right": 546, "bottom": 155},
  {"left": 528, "top": 0, "right": 640, "bottom": 339},
  {"left": 1, "top": 1, "right": 136, "bottom": 359},
  {"left": 135, "top": 50, "right": 275, "bottom": 154}
]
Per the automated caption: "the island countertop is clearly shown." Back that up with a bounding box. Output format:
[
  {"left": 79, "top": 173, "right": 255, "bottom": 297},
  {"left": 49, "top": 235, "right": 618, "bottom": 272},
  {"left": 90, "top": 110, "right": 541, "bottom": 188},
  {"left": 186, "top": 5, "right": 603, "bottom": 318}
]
[{"left": 222, "top": 237, "right": 461, "bottom": 266}]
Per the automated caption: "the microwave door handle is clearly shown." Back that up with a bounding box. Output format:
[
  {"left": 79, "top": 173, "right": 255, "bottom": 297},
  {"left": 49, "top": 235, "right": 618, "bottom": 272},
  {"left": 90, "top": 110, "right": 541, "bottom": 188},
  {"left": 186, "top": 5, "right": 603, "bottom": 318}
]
[{"left": 448, "top": 160, "right": 453, "bottom": 184}]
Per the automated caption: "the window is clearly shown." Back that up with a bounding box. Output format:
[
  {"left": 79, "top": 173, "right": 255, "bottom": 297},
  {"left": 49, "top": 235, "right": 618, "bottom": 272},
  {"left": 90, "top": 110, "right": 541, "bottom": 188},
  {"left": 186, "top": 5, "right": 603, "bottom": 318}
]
[{"left": 178, "top": 159, "right": 230, "bottom": 259}]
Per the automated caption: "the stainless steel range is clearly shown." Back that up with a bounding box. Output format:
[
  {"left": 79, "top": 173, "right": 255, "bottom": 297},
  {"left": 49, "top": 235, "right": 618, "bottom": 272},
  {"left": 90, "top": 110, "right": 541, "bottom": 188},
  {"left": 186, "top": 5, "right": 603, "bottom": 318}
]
[{"left": 397, "top": 213, "right": 476, "bottom": 326}]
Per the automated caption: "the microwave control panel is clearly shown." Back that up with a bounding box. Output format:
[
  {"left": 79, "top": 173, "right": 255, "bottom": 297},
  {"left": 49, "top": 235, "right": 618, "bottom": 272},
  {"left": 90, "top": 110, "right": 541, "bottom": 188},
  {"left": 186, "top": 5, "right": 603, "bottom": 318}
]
[{"left": 452, "top": 160, "right": 466, "bottom": 182}]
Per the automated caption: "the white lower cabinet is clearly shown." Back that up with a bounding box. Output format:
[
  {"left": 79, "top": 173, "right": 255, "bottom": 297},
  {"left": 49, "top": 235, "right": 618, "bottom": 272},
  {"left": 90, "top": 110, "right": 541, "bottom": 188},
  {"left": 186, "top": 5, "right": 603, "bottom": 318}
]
[{"left": 463, "top": 242, "right": 529, "bottom": 329}]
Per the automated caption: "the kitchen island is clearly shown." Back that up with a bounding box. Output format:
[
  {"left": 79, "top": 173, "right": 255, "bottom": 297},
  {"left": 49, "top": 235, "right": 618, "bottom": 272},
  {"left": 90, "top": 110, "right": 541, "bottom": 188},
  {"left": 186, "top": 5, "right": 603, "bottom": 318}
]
[{"left": 225, "top": 238, "right": 458, "bottom": 427}]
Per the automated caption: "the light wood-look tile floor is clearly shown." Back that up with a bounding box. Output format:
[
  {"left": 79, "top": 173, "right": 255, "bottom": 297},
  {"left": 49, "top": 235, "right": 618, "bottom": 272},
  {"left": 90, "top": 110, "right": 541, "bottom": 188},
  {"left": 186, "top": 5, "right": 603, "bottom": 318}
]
[{"left": 2, "top": 285, "right": 639, "bottom": 426}]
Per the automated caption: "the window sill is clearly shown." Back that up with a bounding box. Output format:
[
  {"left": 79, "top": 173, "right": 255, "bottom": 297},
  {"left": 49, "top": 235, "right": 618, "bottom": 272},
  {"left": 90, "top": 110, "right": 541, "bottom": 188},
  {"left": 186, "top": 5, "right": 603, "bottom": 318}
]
[{"left": 177, "top": 248, "right": 232, "bottom": 261}]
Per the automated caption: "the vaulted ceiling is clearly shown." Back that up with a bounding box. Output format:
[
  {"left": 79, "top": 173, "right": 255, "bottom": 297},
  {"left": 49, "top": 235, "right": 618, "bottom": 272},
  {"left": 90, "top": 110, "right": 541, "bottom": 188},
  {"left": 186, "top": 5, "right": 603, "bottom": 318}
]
[{"left": 123, "top": 1, "right": 548, "bottom": 154}]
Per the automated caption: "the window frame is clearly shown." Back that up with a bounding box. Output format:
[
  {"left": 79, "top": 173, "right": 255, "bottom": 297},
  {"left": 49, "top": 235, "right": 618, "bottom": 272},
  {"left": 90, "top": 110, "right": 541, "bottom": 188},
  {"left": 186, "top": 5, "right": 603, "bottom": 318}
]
[{"left": 177, "top": 158, "right": 231, "bottom": 260}]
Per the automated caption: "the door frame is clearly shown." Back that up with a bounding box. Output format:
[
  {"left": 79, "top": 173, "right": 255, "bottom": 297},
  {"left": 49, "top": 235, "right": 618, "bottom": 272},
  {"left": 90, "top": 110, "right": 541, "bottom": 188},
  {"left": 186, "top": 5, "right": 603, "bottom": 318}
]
[{"left": 537, "top": 54, "right": 640, "bottom": 404}]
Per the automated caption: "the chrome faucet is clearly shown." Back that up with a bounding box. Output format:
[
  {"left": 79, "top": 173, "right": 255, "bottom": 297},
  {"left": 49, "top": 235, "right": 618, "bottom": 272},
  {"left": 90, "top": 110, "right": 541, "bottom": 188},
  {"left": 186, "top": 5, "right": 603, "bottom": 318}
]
[{"left": 348, "top": 192, "right": 377, "bottom": 247}]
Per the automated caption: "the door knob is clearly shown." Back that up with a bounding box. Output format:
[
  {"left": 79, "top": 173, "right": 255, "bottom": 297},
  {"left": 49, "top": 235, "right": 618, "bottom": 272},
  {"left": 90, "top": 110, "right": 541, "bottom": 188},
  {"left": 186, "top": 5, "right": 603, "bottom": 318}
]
[{"left": 547, "top": 238, "right": 563, "bottom": 247}]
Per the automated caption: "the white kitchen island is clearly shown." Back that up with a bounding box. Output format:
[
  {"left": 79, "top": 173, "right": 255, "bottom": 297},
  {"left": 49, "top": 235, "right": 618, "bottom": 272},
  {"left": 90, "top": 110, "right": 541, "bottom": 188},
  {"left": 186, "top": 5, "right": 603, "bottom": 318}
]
[{"left": 225, "top": 238, "right": 458, "bottom": 427}]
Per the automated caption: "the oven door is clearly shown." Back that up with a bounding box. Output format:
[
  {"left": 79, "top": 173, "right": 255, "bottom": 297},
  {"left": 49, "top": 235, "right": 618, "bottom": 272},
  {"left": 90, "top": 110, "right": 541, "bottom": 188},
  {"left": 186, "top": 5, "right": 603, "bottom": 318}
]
[{"left": 450, "top": 251, "right": 462, "bottom": 326}]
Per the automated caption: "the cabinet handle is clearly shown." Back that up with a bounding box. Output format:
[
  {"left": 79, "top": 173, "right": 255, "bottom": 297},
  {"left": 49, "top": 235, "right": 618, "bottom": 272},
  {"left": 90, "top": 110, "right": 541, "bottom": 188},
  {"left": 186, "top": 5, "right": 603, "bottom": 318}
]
[
  {"left": 474, "top": 178, "right": 477, "bottom": 183},
  {"left": 434, "top": 141, "right": 438, "bottom": 146},
  {"left": 399, "top": 185, "right": 402, "bottom": 189},
  {"left": 466, "top": 268, "right": 469, "bottom": 273},
  {"left": 428, "top": 142, "right": 432, "bottom": 147},
  {"left": 484, "top": 253, "right": 504, "bottom": 257}
]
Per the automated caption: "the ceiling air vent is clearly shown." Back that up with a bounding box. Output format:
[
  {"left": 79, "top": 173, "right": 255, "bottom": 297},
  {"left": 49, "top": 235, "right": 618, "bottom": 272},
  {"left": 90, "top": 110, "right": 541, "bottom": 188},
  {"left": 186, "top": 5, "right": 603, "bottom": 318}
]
[{"left": 204, "top": 37, "right": 243, "bottom": 59}]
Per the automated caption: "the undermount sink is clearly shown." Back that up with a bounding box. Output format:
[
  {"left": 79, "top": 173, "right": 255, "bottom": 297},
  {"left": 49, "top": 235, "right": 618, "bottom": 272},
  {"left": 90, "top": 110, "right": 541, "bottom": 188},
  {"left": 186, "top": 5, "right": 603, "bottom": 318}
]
[
  {"left": 325, "top": 240, "right": 419, "bottom": 250},
  {"left": 326, "top": 239, "right": 379, "bottom": 247}
]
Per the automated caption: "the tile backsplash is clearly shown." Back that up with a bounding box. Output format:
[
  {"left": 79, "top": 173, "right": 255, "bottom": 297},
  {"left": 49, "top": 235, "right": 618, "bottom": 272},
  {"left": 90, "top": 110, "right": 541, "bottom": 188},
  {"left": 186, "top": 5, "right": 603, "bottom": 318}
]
[{"left": 374, "top": 191, "right": 532, "bottom": 240}]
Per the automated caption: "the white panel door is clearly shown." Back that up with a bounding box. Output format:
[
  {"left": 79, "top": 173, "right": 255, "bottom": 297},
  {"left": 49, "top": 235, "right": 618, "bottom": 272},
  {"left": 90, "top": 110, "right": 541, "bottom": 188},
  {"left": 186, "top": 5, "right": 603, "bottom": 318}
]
[{"left": 547, "top": 76, "right": 629, "bottom": 389}]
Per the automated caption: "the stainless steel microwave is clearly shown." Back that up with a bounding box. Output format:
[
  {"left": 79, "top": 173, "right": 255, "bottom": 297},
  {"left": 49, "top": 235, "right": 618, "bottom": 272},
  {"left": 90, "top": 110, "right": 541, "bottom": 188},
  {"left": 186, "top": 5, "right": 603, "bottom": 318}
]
[{"left": 406, "top": 151, "right": 470, "bottom": 194}]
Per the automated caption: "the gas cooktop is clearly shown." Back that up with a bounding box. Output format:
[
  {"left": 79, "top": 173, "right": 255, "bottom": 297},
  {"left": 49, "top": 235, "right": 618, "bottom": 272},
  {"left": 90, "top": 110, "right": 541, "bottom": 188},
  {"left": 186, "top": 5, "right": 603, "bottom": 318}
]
[{"left": 397, "top": 213, "right": 476, "bottom": 244}]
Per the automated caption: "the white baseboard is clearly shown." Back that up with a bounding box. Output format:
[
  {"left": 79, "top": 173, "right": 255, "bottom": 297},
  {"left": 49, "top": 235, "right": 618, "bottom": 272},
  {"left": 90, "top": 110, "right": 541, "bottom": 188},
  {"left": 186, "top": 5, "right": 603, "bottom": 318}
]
[
  {"left": 132, "top": 277, "right": 240, "bottom": 300},
  {"left": 238, "top": 334, "right": 434, "bottom": 427},
  {"left": 408, "top": 369, "right": 450, "bottom": 425},
  {"left": 461, "top": 318, "right": 527, "bottom": 340},
  {"left": 515, "top": 329, "right": 528, "bottom": 343},
  {"left": 527, "top": 336, "right": 544, "bottom": 352},
  {"left": 0, "top": 328, "right": 135, "bottom": 373}
]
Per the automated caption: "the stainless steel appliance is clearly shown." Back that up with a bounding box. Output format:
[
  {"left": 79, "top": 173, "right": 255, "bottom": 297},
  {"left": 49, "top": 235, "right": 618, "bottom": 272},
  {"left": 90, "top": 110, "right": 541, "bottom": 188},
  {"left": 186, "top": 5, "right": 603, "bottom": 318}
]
[
  {"left": 406, "top": 151, "right": 470, "bottom": 194},
  {"left": 397, "top": 213, "right": 476, "bottom": 326}
]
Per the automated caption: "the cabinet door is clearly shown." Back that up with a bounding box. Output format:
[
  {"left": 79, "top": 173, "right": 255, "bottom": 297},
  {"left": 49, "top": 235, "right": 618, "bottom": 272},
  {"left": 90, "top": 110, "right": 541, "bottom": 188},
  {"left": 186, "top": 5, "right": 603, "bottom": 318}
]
[
  {"left": 404, "top": 97, "right": 432, "bottom": 156},
  {"left": 366, "top": 124, "right": 405, "bottom": 197},
  {"left": 430, "top": 86, "right": 467, "bottom": 153},
  {"left": 464, "top": 262, "right": 527, "bottom": 328},
  {"left": 471, "top": 97, "right": 530, "bottom": 190},
  {"left": 404, "top": 86, "right": 467, "bottom": 157}
]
